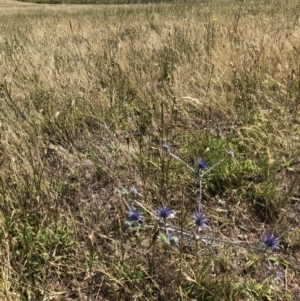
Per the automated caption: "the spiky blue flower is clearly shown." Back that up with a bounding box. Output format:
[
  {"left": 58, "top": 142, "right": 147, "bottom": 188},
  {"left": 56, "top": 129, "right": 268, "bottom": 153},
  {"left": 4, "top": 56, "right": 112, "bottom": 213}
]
[
  {"left": 197, "top": 158, "right": 208, "bottom": 171},
  {"left": 157, "top": 204, "right": 173, "bottom": 221},
  {"left": 193, "top": 210, "right": 208, "bottom": 233},
  {"left": 166, "top": 232, "right": 180, "bottom": 248},
  {"left": 129, "top": 186, "right": 139, "bottom": 197},
  {"left": 263, "top": 233, "right": 279, "bottom": 251},
  {"left": 227, "top": 150, "right": 235, "bottom": 159},
  {"left": 162, "top": 144, "right": 171, "bottom": 152},
  {"left": 128, "top": 209, "right": 143, "bottom": 224}
]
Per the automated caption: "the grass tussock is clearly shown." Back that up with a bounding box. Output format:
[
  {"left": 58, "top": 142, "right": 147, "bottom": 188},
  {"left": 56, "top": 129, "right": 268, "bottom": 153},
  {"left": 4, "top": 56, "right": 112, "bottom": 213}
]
[{"left": 0, "top": 1, "right": 300, "bottom": 300}]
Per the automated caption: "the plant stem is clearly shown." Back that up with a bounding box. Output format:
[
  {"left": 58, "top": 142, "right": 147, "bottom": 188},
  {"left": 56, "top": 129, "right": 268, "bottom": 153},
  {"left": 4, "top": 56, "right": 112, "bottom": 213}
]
[
  {"left": 168, "top": 152, "right": 196, "bottom": 173},
  {"left": 198, "top": 174, "right": 203, "bottom": 212}
]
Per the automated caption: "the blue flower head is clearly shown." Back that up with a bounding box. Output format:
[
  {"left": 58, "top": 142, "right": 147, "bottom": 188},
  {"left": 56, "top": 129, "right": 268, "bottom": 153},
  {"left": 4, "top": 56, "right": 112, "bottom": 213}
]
[
  {"left": 193, "top": 210, "right": 208, "bottom": 232},
  {"left": 129, "top": 186, "right": 139, "bottom": 197},
  {"left": 162, "top": 144, "right": 171, "bottom": 153},
  {"left": 263, "top": 233, "right": 279, "bottom": 251},
  {"left": 128, "top": 209, "right": 143, "bottom": 224},
  {"left": 167, "top": 232, "right": 180, "bottom": 248},
  {"left": 227, "top": 150, "right": 235, "bottom": 159},
  {"left": 197, "top": 158, "right": 208, "bottom": 171},
  {"left": 157, "top": 204, "right": 173, "bottom": 221}
]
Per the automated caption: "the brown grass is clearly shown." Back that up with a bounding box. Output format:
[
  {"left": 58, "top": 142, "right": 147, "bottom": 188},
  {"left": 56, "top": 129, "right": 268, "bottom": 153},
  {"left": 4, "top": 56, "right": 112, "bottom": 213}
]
[
  {"left": 0, "top": 1, "right": 300, "bottom": 300},
  {"left": 0, "top": 0, "right": 34, "bottom": 5}
]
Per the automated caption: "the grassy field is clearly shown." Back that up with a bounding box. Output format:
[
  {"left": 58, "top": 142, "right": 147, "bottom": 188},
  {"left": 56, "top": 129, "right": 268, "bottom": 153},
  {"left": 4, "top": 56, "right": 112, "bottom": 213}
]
[
  {"left": 0, "top": 0, "right": 300, "bottom": 300},
  {"left": 17, "top": 0, "right": 173, "bottom": 4}
]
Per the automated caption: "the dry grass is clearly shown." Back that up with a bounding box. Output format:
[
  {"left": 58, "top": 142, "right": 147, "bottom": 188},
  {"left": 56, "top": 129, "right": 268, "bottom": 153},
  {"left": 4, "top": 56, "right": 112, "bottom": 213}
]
[
  {"left": 0, "top": 0, "right": 300, "bottom": 300},
  {"left": 0, "top": 0, "right": 33, "bottom": 5}
]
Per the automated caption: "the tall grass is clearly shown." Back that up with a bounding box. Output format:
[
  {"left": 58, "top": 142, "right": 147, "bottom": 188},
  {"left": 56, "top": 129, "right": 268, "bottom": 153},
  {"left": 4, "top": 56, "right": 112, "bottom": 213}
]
[
  {"left": 0, "top": 1, "right": 300, "bottom": 300},
  {"left": 17, "top": 0, "right": 183, "bottom": 4}
]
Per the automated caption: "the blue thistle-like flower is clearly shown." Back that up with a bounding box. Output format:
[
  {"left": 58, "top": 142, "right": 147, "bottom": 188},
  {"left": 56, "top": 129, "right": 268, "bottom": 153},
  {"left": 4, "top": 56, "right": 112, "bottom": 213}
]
[
  {"left": 227, "top": 150, "right": 235, "bottom": 159},
  {"left": 157, "top": 204, "right": 173, "bottom": 221},
  {"left": 128, "top": 209, "right": 143, "bottom": 224},
  {"left": 162, "top": 144, "right": 171, "bottom": 152},
  {"left": 197, "top": 158, "right": 208, "bottom": 171},
  {"left": 129, "top": 186, "right": 139, "bottom": 197},
  {"left": 263, "top": 233, "right": 279, "bottom": 251},
  {"left": 166, "top": 232, "right": 180, "bottom": 248},
  {"left": 193, "top": 210, "right": 208, "bottom": 233}
]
